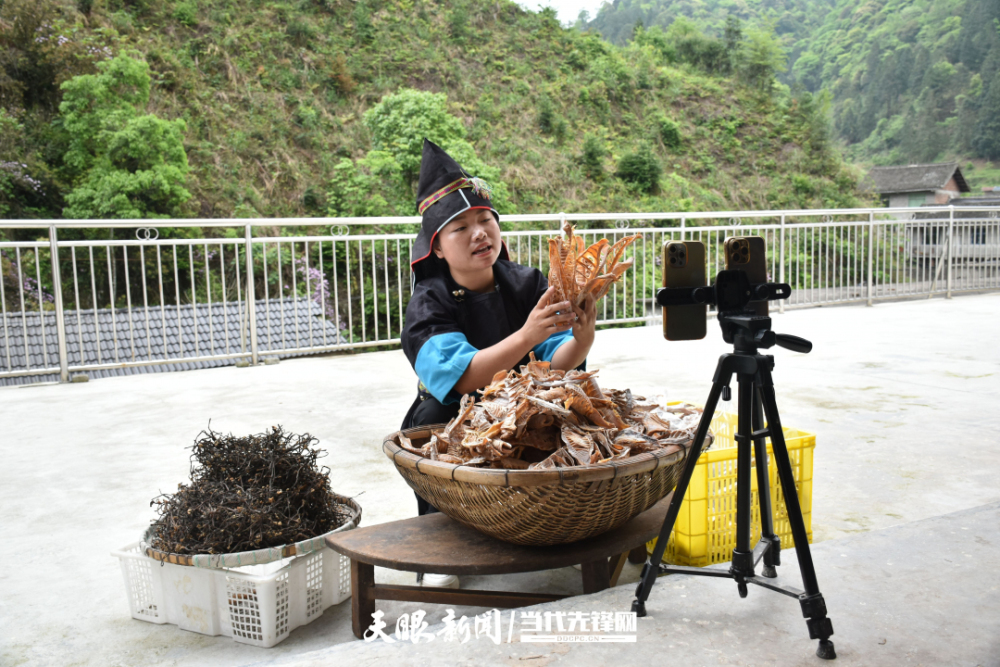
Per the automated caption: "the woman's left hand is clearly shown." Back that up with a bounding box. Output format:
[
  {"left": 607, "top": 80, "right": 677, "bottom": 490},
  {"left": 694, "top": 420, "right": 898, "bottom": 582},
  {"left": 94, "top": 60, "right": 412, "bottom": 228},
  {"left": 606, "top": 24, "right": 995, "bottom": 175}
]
[{"left": 571, "top": 294, "right": 597, "bottom": 347}]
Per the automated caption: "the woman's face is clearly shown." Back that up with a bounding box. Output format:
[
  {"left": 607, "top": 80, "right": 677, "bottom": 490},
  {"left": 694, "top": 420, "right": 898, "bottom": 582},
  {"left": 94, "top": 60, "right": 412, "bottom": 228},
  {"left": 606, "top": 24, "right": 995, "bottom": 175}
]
[{"left": 433, "top": 207, "right": 502, "bottom": 280}]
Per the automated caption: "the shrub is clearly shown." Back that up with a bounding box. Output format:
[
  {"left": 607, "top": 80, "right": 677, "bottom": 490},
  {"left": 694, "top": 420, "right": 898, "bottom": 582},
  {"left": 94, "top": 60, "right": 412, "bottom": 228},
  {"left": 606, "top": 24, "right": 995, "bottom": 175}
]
[
  {"left": 616, "top": 148, "right": 662, "bottom": 193},
  {"left": 352, "top": 2, "right": 374, "bottom": 44},
  {"left": 588, "top": 54, "right": 633, "bottom": 102},
  {"left": 302, "top": 186, "right": 325, "bottom": 212},
  {"left": 537, "top": 96, "right": 555, "bottom": 134},
  {"left": 536, "top": 96, "right": 567, "bottom": 140},
  {"left": 581, "top": 134, "right": 605, "bottom": 180},
  {"left": 791, "top": 174, "right": 816, "bottom": 198},
  {"left": 448, "top": 4, "right": 469, "bottom": 42},
  {"left": 172, "top": 2, "right": 196, "bottom": 27},
  {"left": 327, "top": 53, "right": 355, "bottom": 95},
  {"left": 657, "top": 116, "right": 682, "bottom": 149},
  {"left": 286, "top": 20, "right": 315, "bottom": 47},
  {"left": 294, "top": 104, "right": 319, "bottom": 129},
  {"left": 326, "top": 157, "right": 393, "bottom": 217}
]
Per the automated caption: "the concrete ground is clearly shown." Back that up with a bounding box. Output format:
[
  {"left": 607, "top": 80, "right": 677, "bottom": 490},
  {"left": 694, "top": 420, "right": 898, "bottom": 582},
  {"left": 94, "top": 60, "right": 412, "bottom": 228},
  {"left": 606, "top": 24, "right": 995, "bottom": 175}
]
[
  {"left": 253, "top": 501, "right": 1000, "bottom": 667},
  {"left": 1, "top": 292, "right": 998, "bottom": 667}
]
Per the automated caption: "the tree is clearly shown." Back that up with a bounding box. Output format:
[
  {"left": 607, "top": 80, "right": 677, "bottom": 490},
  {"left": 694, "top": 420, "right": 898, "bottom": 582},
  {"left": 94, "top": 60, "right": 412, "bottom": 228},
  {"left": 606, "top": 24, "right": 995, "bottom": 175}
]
[
  {"left": 0, "top": 109, "right": 49, "bottom": 218},
  {"left": 331, "top": 89, "right": 512, "bottom": 216},
  {"left": 666, "top": 17, "right": 728, "bottom": 74},
  {"left": 973, "top": 47, "right": 1000, "bottom": 159},
  {"left": 741, "top": 24, "right": 786, "bottom": 93},
  {"left": 0, "top": 0, "right": 105, "bottom": 114},
  {"left": 59, "top": 54, "right": 190, "bottom": 219},
  {"left": 362, "top": 88, "right": 467, "bottom": 183},
  {"left": 616, "top": 148, "right": 662, "bottom": 193},
  {"left": 723, "top": 16, "right": 744, "bottom": 75},
  {"left": 580, "top": 134, "right": 605, "bottom": 180}
]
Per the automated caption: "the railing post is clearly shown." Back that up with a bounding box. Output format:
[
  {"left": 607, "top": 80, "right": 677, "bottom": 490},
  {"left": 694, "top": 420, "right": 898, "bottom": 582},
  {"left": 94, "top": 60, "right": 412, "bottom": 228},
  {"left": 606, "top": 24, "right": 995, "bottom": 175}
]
[
  {"left": 867, "top": 211, "right": 874, "bottom": 307},
  {"left": 680, "top": 217, "right": 686, "bottom": 241},
  {"left": 48, "top": 225, "right": 69, "bottom": 382},
  {"left": 779, "top": 215, "right": 786, "bottom": 314},
  {"left": 244, "top": 224, "right": 259, "bottom": 366},
  {"left": 946, "top": 205, "right": 954, "bottom": 299}
]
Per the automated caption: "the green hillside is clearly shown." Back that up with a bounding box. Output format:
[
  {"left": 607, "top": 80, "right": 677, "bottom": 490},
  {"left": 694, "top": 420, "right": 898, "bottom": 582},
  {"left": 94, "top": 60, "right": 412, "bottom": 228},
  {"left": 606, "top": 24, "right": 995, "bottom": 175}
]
[
  {"left": 0, "top": 0, "right": 865, "bottom": 223},
  {"left": 791, "top": 0, "right": 1000, "bottom": 164},
  {"left": 590, "top": 0, "right": 1000, "bottom": 166},
  {"left": 587, "top": 0, "right": 836, "bottom": 70}
]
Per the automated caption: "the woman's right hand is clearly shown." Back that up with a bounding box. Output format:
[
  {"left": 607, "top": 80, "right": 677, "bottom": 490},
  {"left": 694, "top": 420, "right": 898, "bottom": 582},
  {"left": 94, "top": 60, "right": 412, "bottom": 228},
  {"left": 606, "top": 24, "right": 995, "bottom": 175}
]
[{"left": 520, "top": 286, "right": 576, "bottom": 347}]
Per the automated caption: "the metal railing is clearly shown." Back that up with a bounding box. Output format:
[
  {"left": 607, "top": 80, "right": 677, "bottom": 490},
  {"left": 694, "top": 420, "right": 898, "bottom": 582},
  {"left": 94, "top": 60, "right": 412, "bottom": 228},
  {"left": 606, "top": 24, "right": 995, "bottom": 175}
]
[{"left": 2, "top": 205, "right": 998, "bottom": 384}]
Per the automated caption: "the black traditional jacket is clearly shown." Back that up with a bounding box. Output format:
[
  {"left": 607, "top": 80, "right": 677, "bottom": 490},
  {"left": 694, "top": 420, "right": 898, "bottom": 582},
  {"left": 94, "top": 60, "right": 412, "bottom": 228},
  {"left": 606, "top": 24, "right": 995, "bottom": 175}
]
[{"left": 401, "top": 259, "right": 573, "bottom": 405}]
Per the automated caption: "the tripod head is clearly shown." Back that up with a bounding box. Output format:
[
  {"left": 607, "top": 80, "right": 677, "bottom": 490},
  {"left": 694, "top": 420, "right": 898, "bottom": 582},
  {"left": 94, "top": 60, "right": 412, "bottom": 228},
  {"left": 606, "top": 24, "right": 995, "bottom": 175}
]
[{"left": 656, "top": 270, "right": 813, "bottom": 356}]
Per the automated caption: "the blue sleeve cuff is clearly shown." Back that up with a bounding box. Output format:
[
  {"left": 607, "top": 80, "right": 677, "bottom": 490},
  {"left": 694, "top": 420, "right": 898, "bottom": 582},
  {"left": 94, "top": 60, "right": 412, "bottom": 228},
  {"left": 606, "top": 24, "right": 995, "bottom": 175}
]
[
  {"left": 532, "top": 328, "right": 574, "bottom": 363},
  {"left": 414, "top": 332, "right": 479, "bottom": 404}
]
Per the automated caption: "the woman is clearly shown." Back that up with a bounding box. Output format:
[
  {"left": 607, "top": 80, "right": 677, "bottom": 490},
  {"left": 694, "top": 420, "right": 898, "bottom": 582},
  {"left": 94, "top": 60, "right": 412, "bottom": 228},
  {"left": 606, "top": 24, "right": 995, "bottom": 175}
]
[{"left": 400, "top": 140, "right": 597, "bottom": 585}]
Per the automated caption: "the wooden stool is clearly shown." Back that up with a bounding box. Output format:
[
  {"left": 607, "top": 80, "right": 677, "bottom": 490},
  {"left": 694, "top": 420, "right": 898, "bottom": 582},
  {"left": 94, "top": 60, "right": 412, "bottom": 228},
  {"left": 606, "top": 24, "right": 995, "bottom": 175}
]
[{"left": 326, "top": 492, "right": 672, "bottom": 639}]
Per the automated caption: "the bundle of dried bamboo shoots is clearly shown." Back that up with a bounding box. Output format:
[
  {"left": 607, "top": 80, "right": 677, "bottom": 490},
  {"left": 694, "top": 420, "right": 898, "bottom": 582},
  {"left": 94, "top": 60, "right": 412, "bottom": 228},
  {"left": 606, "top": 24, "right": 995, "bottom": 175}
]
[
  {"left": 400, "top": 354, "right": 710, "bottom": 469},
  {"left": 548, "top": 221, "right": 641, "bottom": 307}
]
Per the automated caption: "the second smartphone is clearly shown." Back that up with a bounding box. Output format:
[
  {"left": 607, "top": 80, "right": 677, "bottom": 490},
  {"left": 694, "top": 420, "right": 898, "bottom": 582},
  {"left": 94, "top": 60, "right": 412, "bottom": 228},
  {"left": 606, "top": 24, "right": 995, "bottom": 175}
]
[{"left": 724, "top": 236, "right": 768, "bottom": 317}]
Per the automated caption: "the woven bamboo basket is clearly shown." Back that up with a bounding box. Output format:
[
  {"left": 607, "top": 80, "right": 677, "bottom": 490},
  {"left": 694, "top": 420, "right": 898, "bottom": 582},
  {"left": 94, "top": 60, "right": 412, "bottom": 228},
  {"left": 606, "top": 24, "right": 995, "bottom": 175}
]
[{"left": 384, "top": 425, "right": 690, "bottom": 546}]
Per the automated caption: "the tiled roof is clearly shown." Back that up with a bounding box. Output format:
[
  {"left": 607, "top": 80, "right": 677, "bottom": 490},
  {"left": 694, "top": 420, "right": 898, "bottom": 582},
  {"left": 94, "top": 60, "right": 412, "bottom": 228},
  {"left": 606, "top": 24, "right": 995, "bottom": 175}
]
[
  {"left": 911, "top": 196, "right": 1000, "bottom": 221},
  {"left": 862, "top": 163, "right": 970, "bottom": 194},
  {"left": 0, "top": 298, "right": 345, "bottom": 387}
]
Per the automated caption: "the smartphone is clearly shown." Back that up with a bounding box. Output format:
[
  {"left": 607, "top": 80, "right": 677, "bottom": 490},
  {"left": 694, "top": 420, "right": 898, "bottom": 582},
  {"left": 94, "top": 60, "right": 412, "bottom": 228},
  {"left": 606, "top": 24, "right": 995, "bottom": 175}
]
[
  {"left": 724, "top": 236, "right": 768, "bottom": 316},
  {"left": 662, "top": 240, "right": 706, "bottom": 340}
]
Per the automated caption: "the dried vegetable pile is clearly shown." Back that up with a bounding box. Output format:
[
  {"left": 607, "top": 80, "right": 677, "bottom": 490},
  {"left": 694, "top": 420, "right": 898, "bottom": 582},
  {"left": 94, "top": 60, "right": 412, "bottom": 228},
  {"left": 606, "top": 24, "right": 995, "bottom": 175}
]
[
  {"left": 548, "top": 221, "right": 641, "bottom": 306},
  {"left": 400, "top": 355, "right": 710, "bottom": 469},
  {"left": 149, "top": 426, "right": 352, "bottom": 554}
]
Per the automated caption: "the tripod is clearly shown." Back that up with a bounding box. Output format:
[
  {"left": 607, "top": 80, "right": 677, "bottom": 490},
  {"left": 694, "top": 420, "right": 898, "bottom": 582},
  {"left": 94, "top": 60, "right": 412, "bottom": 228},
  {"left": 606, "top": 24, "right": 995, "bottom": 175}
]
[{"left": 632, "top": 304, "right": 836, "bottom": 660}]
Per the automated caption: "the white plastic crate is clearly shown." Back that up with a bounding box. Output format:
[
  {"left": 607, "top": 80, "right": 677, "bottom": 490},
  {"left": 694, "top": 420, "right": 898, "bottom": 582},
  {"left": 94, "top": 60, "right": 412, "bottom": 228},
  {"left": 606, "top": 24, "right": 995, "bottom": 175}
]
[{"left": 112, "top": 542, "right": 352, "bottom": 647}]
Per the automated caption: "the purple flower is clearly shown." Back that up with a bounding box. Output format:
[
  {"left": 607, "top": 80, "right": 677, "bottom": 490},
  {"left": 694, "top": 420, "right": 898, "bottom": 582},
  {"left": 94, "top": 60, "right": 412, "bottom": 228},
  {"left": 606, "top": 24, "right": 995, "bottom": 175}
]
[
  {"left": 0, "top": 162, "right": 44, "bottom": 195},
  {"left": 21, "top": 275, "right": 55, "bottom": 304},
  {"left": 294, "top": 257, "right": 338, "bottom": 322}
]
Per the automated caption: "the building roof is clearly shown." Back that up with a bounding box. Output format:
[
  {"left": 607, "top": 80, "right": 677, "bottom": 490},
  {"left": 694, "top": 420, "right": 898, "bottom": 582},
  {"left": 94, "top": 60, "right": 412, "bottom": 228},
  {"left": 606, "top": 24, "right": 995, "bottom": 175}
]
[
  {"left": 0, "top": 298, "right": 345, "bottom": 387},
  {"left": 910, "top": 196, "right": 1000, "bottom": 221},
  {"left": 862, "top": 162, "right": 971, "bottom": 195},
  {"left": 949, "top": 195, "right": 1000, "bottom": 205}
]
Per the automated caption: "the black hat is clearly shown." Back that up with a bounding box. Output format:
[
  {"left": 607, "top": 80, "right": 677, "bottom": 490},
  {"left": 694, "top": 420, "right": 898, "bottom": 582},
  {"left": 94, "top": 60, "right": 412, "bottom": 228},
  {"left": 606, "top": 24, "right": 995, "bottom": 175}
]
[{"left": 410, "top": 139, "right": 506, "bottom": 283}]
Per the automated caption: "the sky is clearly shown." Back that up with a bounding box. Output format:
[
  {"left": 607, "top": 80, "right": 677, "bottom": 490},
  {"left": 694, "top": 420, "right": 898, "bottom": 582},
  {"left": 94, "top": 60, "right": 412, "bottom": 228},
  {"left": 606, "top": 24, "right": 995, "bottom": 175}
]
[{"left": 516, "top": 0, "right": 609, "bottom": 25}]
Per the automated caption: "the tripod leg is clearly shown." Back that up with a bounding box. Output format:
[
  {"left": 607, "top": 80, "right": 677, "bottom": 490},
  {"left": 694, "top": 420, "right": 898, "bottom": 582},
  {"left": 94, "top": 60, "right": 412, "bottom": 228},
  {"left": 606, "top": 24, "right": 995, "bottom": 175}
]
[
  {"left": 632, "top": 359, "right": 734, "bottom": 617},
  {"left": 756, "top": 361, "right": 836, "bottom": 660},
  {"left": 752, "top": 390, "right": 780, "bottom": 578},
  {"left": 730, "top": 372, "right": 756, "bottom": 597}
]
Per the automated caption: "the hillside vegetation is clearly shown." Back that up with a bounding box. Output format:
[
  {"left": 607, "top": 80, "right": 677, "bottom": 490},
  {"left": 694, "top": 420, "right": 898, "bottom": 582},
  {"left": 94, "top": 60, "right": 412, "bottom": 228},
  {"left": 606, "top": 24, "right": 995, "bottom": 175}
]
[
  {"left": 587, "top": 0, "right": 836, "bottom": 70},
  {"left": 591, "top": 0, "right": 1000, "bottom": 166},
  {"left": 0, "top": 0, "right": 865, "bottom": 223},
  {"left": 792, "top": 0, "right": 1000, "bottom": 164}
]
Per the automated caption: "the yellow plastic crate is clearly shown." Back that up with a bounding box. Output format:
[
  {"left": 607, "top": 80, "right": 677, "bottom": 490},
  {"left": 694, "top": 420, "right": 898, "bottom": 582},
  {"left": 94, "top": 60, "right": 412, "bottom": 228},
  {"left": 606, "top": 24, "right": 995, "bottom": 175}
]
[{"left": 648, "top": 411, "right": 815, "bottom": 567}]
